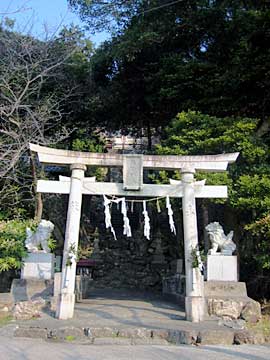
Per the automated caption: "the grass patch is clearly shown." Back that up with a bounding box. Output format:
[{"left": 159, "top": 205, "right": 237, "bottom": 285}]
[
  {"left": 247, "top": 315, "right": 270, "bottom": 336},
  {"left": 65, "top": 335, "right": 76, "bottom": 342},
  {"left": 0, "top": 313, "right": 12, "bottom": 327}
]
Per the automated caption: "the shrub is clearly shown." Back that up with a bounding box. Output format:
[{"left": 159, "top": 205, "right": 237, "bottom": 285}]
[{"left": 0, "top": 219, "right": 36, "bottom": 272}]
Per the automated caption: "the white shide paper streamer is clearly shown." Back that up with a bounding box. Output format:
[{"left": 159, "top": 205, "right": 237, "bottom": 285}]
[
  {"left": 166, "top": 196, "right": 176, "bottom": 235},
  {"left": 142, "top": 200, "right": 151, "bottom": 240},
  {"left": 103, "top": 195, "right": 132, "bottom": 239},
  {"left": 103, "top": 195, "right": 117, "bottom": 240},
  {"left": 121, "top": 198, "right": 132, "bottom": 237}
]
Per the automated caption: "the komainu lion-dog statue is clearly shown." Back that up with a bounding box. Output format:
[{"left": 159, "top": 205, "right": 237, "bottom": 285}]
[
  {"left": 205, "top": 222, "right": 236, "bottom": 255},
  {"left": 25, "top": 219, "right": 54, "bottom": 253}
]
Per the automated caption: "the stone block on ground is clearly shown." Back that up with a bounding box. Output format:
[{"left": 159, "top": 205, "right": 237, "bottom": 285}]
[
  {"left": 118, "top": 328, "right": 152, "bottom": 339},
  {"left": 151, "top": 329, "right": 169, "bottom": 340},
  {"left": 234, "top": 330, "right": 265, "bottom": 345},
  {"left": 167, "top": 330, "right": 198, "bottom": 345},
  {"left": 205, "top": 280, "right": 261, "bottom": 323},
  {"left": 197, "top": 329, "right": 234, "bottom": 345},
  {"left": 218, "top": 318, "right": 246, "bottom": 330},
  {"left": 204, "top": 281, "right": 247, "bottom": 297},
  {"left": 11, "top": 279, "right": 53, "bottom": 302},
  {"left": 86, "top": 327, "right": 119, "bottom": 338},
  {"left": 14, "top": 326, "right": 47, "bottom": 339},
  {"left": 48, "top": 326, "right": 85, "bottom": 341},
  {"left": 208, "top": 299, "right": 243, "bottom": 319},
  {"left": 241, "top": 300, "right": 261, "bottom": 323},
  {"left": 12, "top": 297, "right": 46, "bottom": 320}
]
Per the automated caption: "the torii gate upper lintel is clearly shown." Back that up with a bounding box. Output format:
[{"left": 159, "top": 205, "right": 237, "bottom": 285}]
[{"left": 29, "top": 143, "right": 239, "bottom": 322}]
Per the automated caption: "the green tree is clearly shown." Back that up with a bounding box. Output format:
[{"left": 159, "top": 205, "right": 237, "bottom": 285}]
[
  {"left": 0, "top": 25, "right": 94, "bottom": 220},
  {"left": 156, "top": 110, "right": 270, "bottom": 298},
  {"left": 70, "top": 0, "right": 270, "bottom": 142},
  {"left": 0, "top": 219, "right": 33, "bottom": 272}
]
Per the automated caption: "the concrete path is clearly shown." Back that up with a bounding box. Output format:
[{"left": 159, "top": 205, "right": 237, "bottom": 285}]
[
  {"left": 0, "top": 337, "right": 270, "bottom": 360},
  {"left": 9, "top": 288, "right": 223, "bottom": 331},
  {"left": 3, "top": 289, "right": 264, "bottom": 346}
]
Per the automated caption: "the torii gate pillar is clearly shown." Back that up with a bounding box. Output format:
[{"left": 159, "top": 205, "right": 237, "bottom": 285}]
[
  {"left": 56, "top": 164, "right": 86, "bottom": 320},
  {"left": 182, "top": 169, "right": 204, "bottom": 322}
]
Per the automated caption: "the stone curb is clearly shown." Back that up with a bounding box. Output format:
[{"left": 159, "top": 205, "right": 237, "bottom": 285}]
[{"left": 12, "top": 325, "right": 270, "bottom": 345}]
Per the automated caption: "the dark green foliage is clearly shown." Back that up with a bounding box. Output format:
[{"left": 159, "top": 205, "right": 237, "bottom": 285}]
[
  {"left": 156, "top": 110, "right": 269, "bottom": 205},
  {"left": 157, "top": 111, "right": 270, "bottom": 297},
  {"left": 70, "top": 0, "right": 270, "bottom": 137},
  {"left": 246, "top": 215, "right": 270, "bottom": 271},
  {"left": 0, "top": 220, "right": 34, "bottom": 272}
]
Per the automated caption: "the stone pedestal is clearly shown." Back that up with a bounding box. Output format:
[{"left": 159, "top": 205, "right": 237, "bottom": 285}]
[
  {"left": 204, "top": 281, "right": 247, "bottom": 297},
  {"left": 11, "top": 278, "right": 53, "bottom": 302},
  {"left": 56, "top": 292, "right": 75, "bottom": 319},
  {"left": 207, "top": 255, "right": 237, "bottom": 281},
  {"left": 185, "top": 296, "right": 205, "bottom": 323},
  {"left": 51, "top": 273, "right": 83, "bottom": 312},
  {"left": 204, "top": 281, "right": 261, "bottom": 321},
  {"left": 185, "top": 268, "right": 205, "bottom": 322},
  {"left": 21, "top": 252, "right": 54, "bottom": 280}
]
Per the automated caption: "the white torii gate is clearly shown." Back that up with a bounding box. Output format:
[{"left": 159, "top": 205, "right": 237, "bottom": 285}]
[{"left": 29, "top": 143, "right": 239, "bottom": 322}]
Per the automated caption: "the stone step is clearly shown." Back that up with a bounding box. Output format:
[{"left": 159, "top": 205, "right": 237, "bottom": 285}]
[
  {"left": 11, "top": 324, "right": 270, "bottom": 345},
  {"left": 204, "top": 281, "right": 247, "bottom": 297},
  {"left": 10, "top": 324, "right": 264, "bottom": 345},
  {"left": 0, "top": 323, "right": 265, "bottom": 345}
]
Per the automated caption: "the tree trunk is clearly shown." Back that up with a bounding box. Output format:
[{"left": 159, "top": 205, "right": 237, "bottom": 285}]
[
  {"left": 29, "top": 151, "right": 43, "bottom": 221},
  {"left": 202, "top": 201, "right": 209, "bottom": 253}
]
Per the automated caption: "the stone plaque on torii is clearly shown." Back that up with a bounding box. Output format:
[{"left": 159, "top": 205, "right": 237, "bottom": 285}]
[{"left": 29, "top": 143, "right": 239, "bottom": 322}]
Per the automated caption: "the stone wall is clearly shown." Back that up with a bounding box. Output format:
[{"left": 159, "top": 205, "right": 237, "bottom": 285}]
[
  {"left": 42, "top": 177, "right": 184, "bottom": 293},
  {"left": 82, "top": 200, "right": 183, "bottom": 292}
]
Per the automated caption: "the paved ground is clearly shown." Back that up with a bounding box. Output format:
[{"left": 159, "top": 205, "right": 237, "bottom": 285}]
[
  {"left": 0, "top": 337, "right": 270, "bottom": 360},
  {"left": 5, "top": 288, "right": 224, "bottom": 332}
]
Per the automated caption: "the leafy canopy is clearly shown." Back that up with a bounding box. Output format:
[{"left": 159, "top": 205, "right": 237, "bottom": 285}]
[{"left": 156, "top": 111, "right": 270, "bottom": 274}]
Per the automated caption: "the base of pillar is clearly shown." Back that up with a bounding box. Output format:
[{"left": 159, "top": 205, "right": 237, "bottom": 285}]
[
  {"left": 55, "top": 293, "right": 75, "bottom": 320},
  {"left": 185, "top": 296, "right": 205, "bottom": 322}
]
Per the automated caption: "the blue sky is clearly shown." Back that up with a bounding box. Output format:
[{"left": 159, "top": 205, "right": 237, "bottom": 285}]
[{"left": 0, "top": 0, "right": 109, "bottom": 46}]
